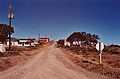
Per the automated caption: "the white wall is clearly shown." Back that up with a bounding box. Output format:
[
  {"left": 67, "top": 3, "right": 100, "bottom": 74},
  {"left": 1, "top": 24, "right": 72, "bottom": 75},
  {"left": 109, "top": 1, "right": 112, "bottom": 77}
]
[
  {"left": 7, "top": 42, "right": 18, "bottom": 46},
  {"left": 0, "top": 44, "right": 6, "bottom": 52},
  {"left": 7, "top": 42, "right": 36, "bottom": 47}
]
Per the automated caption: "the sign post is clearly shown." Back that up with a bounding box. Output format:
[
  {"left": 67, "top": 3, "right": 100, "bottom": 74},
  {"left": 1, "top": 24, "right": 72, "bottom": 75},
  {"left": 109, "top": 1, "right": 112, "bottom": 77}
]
[{"left": 96, "top": 42, "right": 104, "bottom": 64}]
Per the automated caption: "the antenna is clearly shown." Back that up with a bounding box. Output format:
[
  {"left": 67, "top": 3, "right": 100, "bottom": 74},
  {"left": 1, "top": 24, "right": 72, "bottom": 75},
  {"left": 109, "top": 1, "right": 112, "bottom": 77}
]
[
  {"left": 8, "top": 4, "right": 14, "bottom": 50},
  {"left": 8, "top": 4, "right": 14, "bottom": 25}
]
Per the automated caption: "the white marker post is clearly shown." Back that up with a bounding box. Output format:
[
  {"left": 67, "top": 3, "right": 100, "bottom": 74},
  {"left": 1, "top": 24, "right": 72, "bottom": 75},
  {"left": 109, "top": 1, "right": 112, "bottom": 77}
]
[{"left": 96, "top": 42, "right": 104, "bottom": 64}]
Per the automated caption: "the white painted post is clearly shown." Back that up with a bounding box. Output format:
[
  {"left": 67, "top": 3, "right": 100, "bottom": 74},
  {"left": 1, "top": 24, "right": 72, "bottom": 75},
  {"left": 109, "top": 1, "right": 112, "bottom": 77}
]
[
  {"left": 99, "top": 50, "right": 102, "bottom": 64},
  {"left": 99, "top": 42, "right": 102, "bottom": 64},
  {"left": 96, "top": 42, "right": 104, "bottom": 64}
]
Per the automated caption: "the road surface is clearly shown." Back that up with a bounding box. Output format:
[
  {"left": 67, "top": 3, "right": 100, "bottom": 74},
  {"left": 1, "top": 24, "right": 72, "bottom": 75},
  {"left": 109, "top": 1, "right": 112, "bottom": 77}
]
[{"left": 0, "top": 44, "right": 108, "bottom": 79}]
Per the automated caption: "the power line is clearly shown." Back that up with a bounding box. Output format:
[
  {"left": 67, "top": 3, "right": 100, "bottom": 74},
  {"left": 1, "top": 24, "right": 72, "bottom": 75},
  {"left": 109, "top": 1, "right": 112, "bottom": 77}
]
[
  {"left": 8, "top": 3, "right": 39, "bottom": 38},
  {"left": 14, "top": 22, "right": 37, "bottom": 35}
]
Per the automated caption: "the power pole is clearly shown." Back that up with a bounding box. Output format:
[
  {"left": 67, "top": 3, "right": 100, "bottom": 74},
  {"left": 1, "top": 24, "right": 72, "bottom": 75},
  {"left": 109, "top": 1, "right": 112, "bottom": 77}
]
[
  {"left": 38, "top": 33, "right": 40, "bottom": 39},
  {"left": 8, "top": 4, "right": 14, "bottom": 50}
]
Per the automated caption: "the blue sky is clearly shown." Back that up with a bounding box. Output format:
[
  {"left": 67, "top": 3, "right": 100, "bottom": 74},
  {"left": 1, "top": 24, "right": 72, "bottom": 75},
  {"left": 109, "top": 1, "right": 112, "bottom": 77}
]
[{"left": 0, "top": 0, "right": 120, "bottom": 45}]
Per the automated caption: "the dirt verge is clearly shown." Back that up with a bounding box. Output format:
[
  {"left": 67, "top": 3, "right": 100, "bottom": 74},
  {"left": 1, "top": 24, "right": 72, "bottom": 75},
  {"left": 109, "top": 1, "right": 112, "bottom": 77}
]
[
  {"left": 0, "top": 45, "right": 43, "bottom": 72},
  {"left": 62, "top": 48, "right": 120, "bottom": 79}
]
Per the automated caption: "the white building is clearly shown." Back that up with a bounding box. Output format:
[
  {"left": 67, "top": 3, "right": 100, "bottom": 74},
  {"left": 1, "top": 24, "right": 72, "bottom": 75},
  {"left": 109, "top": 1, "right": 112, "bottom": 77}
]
[
  {"left": 64, "top": 40, "right": 71, "bottom": 46},
  {"left": 7, "top": 38, "right": 36, "bottom": 47}
]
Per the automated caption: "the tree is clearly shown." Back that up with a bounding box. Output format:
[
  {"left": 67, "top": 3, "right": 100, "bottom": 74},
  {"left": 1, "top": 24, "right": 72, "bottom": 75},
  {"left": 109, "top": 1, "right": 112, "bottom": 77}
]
[
  {"left": 66, "top": 32, "right": 100, "bottom": 46},
  {"left": 0, "top": 24, "right": 14, "bottom": 43},
  {"left": 67, "top": 32, "right": 82, "bottom": 45}
]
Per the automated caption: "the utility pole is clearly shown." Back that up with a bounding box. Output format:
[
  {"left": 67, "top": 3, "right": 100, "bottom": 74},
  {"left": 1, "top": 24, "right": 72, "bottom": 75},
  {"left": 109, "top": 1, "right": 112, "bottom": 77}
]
[
  {"left": 8, "top": 4, "right": 14, "bottom": 50},
  {"left": 37, "top": 33, "right": 40, "bottom": 44},
  {"left": 38, "top": 33, "right": 40, "bottom": 39}
]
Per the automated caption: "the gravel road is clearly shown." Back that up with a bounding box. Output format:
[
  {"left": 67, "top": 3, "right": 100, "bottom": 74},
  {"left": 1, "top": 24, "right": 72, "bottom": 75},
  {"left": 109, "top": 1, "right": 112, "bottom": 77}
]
[{"left": 0, "top": 44, "right": 109, "bottom": 79}]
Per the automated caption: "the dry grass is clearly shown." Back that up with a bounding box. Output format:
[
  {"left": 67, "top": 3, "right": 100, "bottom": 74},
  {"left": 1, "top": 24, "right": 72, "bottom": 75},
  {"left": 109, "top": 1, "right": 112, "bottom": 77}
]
[
  {"left": 0, "top": 45, "right": 42, "bottom": 72},
  {"left": 62, "top": 45, "right": 120, "bottom": 79}
]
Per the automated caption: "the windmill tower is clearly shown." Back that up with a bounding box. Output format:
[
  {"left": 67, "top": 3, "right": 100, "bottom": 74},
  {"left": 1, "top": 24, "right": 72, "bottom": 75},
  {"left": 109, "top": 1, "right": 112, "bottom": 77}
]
[{"left": 8, "top": 4, "right": 14, "bottom": 50}]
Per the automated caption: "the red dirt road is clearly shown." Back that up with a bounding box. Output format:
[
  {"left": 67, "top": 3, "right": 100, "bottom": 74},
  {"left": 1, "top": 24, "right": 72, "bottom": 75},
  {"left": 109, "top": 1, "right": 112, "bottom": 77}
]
[{"left": 0, "top": 44, "right": 109, "bottom": 79}]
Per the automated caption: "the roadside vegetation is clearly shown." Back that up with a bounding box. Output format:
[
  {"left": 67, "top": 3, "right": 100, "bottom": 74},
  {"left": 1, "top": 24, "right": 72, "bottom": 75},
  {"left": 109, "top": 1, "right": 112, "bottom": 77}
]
[{"left": 57, "top": 32, "right": 120, "bottom": 79}]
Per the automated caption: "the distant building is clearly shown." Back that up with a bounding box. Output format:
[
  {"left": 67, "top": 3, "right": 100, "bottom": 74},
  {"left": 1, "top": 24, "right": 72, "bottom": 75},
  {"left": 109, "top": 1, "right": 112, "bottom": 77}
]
[
  {"left": 64, "top": 40, "right": 71, "bottom": 47},
  {"left": 6, "top": 38, "right": 19, "bottom": 46},
  {"left": 57, "top": 39, "right": 71, "bottom": 47},
  {"left": 39, "top": 38, "right": 49, "bottom": 44},
  {"left": 18, "top": 38, "right": 36, "bottom": 46},
  {"left": 7, "top": 38, "right": 36, "bottom": 46},
  {"left": 57, "top": 39, "right": 65, "bottom": 47}
]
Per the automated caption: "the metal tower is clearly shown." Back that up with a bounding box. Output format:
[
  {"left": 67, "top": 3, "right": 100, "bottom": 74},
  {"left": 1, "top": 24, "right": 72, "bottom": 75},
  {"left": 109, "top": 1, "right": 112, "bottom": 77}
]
[{"left": 8, "top": 4, "right": 14, "bottom": 50}]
